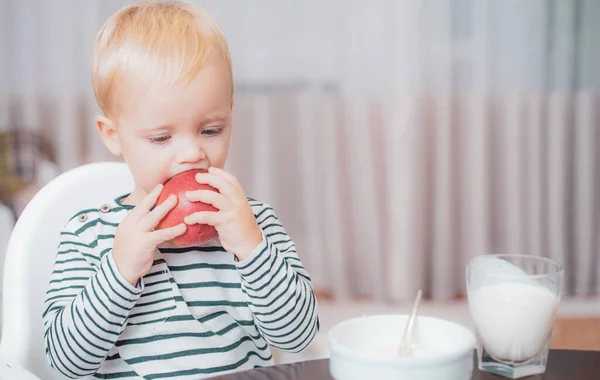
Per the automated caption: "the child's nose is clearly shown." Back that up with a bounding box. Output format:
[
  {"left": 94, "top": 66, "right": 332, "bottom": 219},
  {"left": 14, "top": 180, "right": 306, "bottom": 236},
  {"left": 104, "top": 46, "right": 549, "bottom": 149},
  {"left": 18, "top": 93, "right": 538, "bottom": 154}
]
[{"left": 177, "top": 140, "right": 205, "bottom": 163}]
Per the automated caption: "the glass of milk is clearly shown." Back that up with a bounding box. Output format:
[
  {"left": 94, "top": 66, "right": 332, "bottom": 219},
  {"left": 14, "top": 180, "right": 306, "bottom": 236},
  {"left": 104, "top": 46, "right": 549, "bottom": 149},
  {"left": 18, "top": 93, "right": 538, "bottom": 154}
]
[{"left": 466, "top": 254, "right": 563, "bottom": 379}]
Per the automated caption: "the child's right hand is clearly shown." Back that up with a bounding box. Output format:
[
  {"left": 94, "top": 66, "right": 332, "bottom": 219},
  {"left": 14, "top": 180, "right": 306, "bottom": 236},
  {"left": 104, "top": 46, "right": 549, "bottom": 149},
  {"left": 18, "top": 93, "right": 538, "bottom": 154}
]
[{"left": 112, "top": 184, "right": 187, "bottom": 286}]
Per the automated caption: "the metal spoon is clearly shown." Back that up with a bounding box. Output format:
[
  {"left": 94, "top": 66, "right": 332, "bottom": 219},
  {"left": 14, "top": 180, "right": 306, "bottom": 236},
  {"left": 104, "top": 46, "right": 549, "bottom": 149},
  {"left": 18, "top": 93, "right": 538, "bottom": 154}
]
[{"left": 399, "top": 289, "right": 423, "bottom": 356}]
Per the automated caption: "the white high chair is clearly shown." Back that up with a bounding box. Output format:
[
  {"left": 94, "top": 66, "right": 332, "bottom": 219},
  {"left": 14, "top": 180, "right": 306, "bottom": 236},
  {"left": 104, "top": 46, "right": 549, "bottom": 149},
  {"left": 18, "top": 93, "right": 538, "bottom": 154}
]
[
  {"left": 0, "top": 162, "right": 134, "bottom": 380},
  {"left": 0, "top": 204, "right": 15, "bottom": 308}
]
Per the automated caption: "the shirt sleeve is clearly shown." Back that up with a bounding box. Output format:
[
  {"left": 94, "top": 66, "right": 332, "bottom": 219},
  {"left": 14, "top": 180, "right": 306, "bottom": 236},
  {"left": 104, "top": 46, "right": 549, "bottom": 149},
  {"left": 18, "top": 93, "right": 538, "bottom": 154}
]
[
  {"left": 43, "top": 230, "right": 143, "bottom": 378},
  {"left": 235, "top": 204, "right": 320, "bottom": 353}
]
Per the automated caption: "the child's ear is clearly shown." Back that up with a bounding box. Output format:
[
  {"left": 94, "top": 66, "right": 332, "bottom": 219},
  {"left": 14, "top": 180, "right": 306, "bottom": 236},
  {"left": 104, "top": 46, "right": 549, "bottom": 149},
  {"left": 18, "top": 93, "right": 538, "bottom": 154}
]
[{"left": 95, "top": 115, "right": 122, "bottom": 156}]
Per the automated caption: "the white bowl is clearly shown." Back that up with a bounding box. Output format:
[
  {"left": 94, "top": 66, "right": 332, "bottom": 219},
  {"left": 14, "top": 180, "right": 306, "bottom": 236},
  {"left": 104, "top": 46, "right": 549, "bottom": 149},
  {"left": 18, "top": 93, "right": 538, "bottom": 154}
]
[{"left": 328, "top": 314, "right": 476, "bottom": 380}]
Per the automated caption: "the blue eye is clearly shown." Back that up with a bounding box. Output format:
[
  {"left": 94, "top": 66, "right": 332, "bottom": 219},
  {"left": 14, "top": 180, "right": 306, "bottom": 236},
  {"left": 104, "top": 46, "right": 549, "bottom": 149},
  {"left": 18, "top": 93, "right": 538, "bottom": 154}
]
[
  {"left": 202, "top": 128, "right": 223, "bottom": 136},
  {"left": 149, "top": 135, "right": 171, "bottom": 144}
]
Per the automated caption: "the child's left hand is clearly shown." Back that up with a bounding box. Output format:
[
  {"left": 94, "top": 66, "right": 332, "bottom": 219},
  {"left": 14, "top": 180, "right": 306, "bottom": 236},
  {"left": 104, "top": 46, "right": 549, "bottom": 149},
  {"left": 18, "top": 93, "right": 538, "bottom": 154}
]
[{"left": 183, "top": 167, "right": 263, "bottom": 261}]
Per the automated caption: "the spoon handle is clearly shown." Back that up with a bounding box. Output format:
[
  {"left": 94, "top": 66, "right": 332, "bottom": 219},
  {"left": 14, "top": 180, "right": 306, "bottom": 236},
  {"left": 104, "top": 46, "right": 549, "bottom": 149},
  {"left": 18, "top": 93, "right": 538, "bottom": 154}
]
[{"left": 399, "top": 289, "right": 423, "bottom": 355}]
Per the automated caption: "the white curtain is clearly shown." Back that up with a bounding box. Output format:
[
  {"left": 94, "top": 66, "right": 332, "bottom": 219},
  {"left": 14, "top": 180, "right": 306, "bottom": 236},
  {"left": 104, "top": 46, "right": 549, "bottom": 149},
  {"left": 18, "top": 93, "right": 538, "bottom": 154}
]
[{"left": 1, "top": 0, "right": 599, "bottom": 301}]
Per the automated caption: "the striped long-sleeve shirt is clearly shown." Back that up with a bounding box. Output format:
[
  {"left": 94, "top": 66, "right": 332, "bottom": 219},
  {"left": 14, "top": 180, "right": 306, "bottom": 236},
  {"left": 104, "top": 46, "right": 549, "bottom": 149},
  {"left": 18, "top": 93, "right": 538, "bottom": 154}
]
[{"left": 43, "top": 195, "right": 319, "bottom": 379}]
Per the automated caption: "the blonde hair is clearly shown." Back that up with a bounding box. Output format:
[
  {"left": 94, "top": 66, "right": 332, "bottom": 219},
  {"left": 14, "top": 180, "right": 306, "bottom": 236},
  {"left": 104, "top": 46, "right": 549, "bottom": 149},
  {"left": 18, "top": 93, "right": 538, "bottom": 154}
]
[{"left": 91, "top": 0, "right": 232, "bottom": 116}]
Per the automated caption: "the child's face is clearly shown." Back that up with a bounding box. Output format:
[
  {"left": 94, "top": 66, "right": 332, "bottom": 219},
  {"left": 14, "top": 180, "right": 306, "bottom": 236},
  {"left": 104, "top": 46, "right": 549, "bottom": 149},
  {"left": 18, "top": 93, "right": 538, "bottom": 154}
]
[{"left": 98, "top": 54, "right": 233, "bottom": 202}]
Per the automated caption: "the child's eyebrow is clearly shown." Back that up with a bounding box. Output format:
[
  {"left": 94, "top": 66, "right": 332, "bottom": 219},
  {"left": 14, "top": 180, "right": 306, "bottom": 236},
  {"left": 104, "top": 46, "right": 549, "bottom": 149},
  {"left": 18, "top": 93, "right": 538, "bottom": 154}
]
[
  {"left": 197, "top": 114, "right": 229, "bottom": 124},
  {"left": 140, "top": 116, "right": 228, "bottom": 133},
  {"left": 140, "top": 125, "right": 173, "bottom": 133}
]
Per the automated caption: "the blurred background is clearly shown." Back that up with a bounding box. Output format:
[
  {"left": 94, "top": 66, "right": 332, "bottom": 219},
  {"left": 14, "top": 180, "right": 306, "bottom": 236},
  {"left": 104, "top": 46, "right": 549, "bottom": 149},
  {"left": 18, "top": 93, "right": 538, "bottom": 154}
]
[{"left": 1, "top": 0, "right": 599, "bottom": 361}]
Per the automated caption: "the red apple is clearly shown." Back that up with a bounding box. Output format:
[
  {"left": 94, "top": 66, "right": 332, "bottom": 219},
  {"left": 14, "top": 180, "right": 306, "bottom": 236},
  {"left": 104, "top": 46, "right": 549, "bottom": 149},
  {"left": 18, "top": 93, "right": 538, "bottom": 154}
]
[{"left": 155, "top": 169, "right": 219, "bottom": 247}]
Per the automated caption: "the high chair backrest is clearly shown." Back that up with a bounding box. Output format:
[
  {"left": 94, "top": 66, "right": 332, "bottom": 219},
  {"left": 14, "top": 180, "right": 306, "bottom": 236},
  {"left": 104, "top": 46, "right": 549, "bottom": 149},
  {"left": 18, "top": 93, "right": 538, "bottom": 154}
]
[{"left": 0, "top": 162, "right": 134, "bottom": 380}]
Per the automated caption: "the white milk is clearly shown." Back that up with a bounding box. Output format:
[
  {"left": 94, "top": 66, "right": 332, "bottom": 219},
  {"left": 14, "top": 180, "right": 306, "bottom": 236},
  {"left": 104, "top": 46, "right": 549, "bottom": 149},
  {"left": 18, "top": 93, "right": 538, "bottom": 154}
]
[
  {"left": 469, "top": 282, "right": 558, "bottom": 362},
  {"left": 367, "top": 345, "right": 438, "bottom": 358}
]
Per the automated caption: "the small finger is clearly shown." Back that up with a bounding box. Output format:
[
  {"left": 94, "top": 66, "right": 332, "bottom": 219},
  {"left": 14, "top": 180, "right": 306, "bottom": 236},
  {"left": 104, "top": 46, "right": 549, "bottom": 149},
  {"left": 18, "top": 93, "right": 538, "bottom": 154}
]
[
  {"left": 208, "top": 167, "right": 238, "bottom": 184},
  {"left": 130, "top": 184, "right": 163, "bottom": 220},
  {"left": 184, "top": 211, "right": 220, "bottom": 226},
  {"left": 185, "top": 189, "right": 227, "bottom": 209},
  {"left": 194, "top": 171, "right": 235, "bottom": 197},
  {"left": 151, "top": 223, "right": 187, "bottom": 244},
  {"left": 142, "top": 193, "right": 178, "bottom": 230},
  {"left": 208, "top": 167, "right": 243, "bottom": 191}
]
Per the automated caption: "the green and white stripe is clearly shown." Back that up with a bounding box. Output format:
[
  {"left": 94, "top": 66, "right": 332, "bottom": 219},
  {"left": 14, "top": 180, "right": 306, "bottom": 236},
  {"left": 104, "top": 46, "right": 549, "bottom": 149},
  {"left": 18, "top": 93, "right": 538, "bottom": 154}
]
[{"left": 43, "top": 196, "right": 319, "bottom": 379}]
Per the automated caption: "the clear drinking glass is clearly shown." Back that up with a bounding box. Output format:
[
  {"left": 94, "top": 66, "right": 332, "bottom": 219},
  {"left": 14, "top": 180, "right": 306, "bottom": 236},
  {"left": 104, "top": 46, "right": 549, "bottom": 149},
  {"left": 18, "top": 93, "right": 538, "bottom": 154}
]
[{"left": 466, "top": 254, "right": 563, "bottom": 379}]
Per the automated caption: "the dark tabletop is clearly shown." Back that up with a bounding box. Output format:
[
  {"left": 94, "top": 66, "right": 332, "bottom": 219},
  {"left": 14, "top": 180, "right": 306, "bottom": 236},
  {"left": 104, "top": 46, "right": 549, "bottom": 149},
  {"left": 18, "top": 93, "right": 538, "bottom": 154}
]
[{"left": 210, "top": 350, "right": 600, "bottom": 380}]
